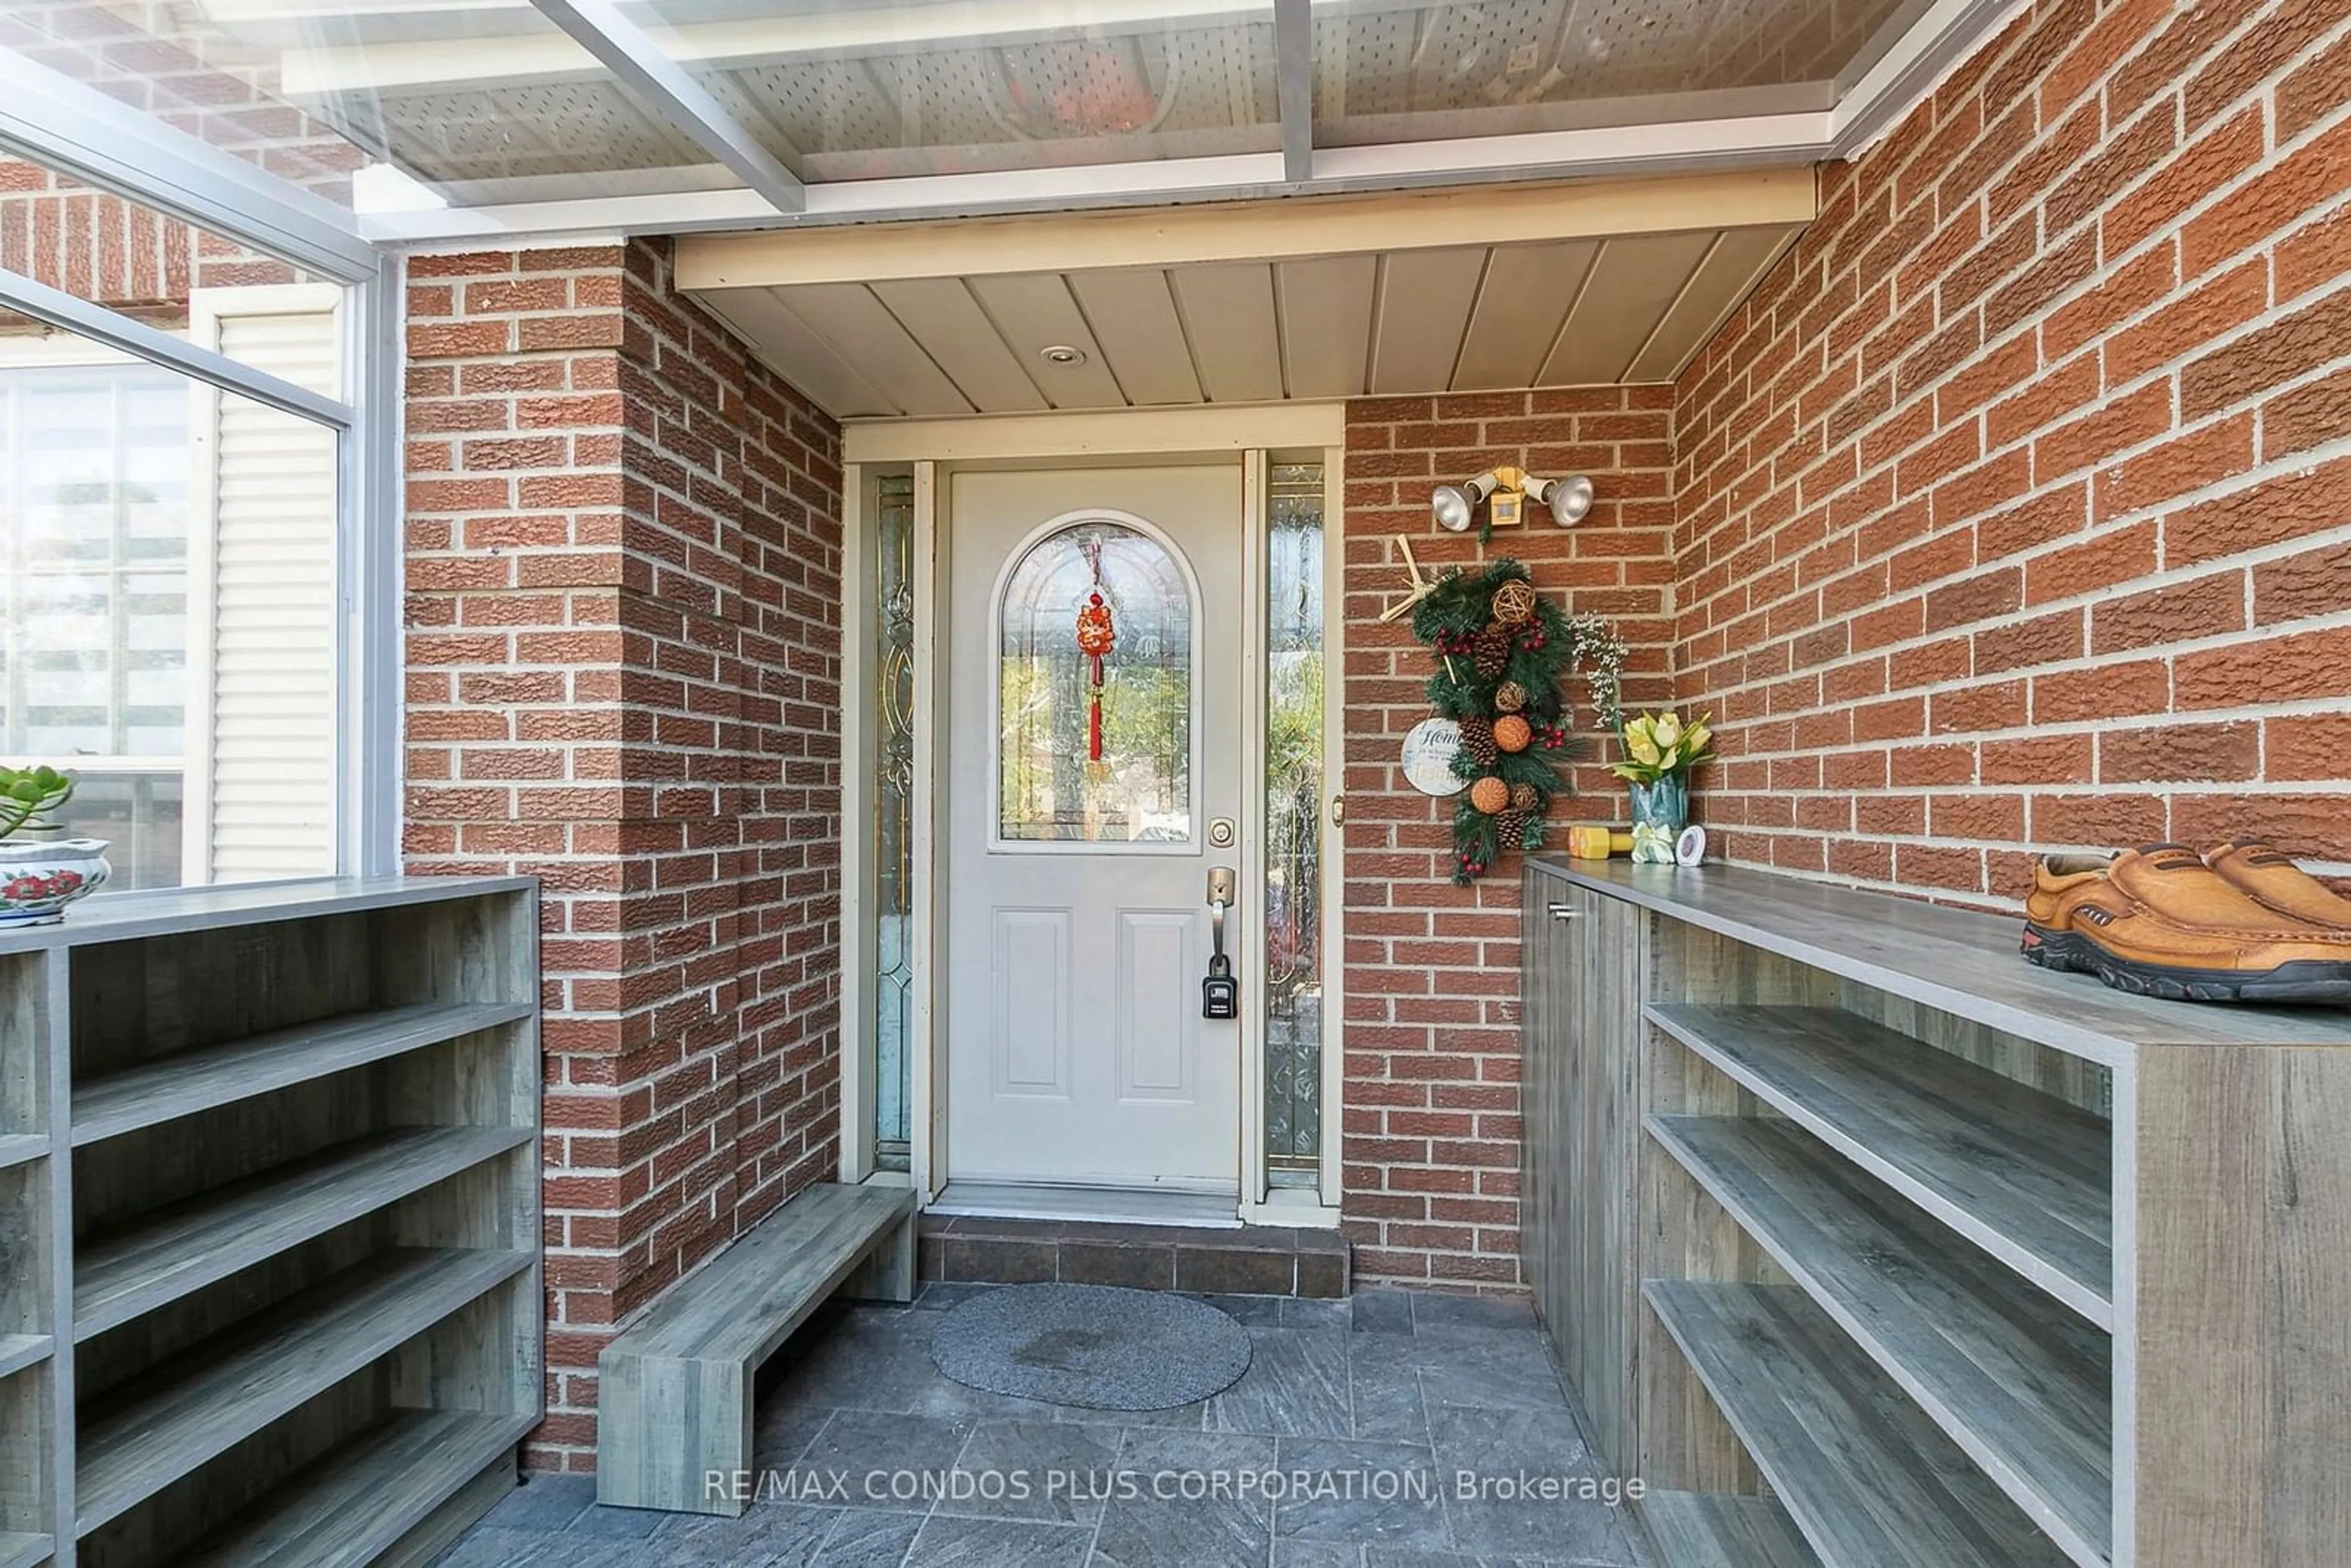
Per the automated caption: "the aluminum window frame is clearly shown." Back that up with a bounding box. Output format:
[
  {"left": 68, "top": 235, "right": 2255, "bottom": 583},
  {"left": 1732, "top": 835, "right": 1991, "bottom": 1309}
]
[{"left": 0, "top": 51, "right": 397, "bottom": 883}]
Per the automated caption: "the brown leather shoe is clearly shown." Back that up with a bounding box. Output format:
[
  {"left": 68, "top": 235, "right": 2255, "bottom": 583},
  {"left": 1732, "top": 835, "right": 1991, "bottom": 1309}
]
[
  {"left": 2022, "top": 844, "right": 2351, "bottom": 1002},
  {"left": 2204, "top": 840, "right": 2351, "bottom": 933}
]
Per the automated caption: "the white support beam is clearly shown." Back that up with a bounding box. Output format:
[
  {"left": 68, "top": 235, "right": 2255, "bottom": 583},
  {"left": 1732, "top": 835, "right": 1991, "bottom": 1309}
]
[
  {"left": 1273, "top": 0, "right": 1313, "bottom": 185},
  {"left": 370, "top": 150, "right": 1293, "bottom": 247},
  {"left": 0, "top": 266, "right": 357, "bottom": 430},
  {"left": 1829, "top": 0, "right": 2033, "bottom": 155},
  {"left": 675, "top": 170, "right": 1817, "bottom": 291},
  {"left": 525, "top": 0, "right": 805, "bottom": 214},
  {"left": 341, "top": 264, "right": 404, "bottom": 878},
  {"left": 0, "top": 47, "right": 378, "bottom": 284}
]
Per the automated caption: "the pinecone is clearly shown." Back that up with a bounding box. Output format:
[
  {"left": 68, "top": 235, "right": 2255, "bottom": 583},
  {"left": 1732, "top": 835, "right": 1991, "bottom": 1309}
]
[
  {"left": 1494, "top": 808, "right": 1531, "bottom": 848},
  {"left": 1459, "top": 716, "right": 1498, "bottom": 767},
  {"left": 1473, "top": 621, "right": 1512, "bottom": 679}
]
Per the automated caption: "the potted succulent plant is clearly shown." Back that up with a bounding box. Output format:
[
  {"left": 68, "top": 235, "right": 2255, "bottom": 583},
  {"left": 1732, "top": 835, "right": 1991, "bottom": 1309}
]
[
  {"left": 0, "top": 765, "right": 111, "bottom": 926},
  {"left": 1610, "top": 710, "right": 1714, "bottom": 841}
]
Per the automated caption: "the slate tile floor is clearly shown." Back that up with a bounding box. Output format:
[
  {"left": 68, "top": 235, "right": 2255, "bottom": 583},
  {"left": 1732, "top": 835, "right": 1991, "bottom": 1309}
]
[{"left": 433, "top": 1285, "right": 1655, "bottom": 1568}]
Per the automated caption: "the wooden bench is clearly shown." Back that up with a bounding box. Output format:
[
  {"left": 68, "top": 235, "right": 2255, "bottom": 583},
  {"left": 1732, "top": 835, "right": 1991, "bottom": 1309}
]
[{"left": 595, "top": 1182, "right": 916, "bottom": 1515}]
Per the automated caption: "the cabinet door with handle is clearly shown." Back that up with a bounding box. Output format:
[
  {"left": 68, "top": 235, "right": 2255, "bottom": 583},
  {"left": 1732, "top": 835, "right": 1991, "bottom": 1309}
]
[{"left": 1520, "top": 865, "right": 1644, "bottom": 1473}]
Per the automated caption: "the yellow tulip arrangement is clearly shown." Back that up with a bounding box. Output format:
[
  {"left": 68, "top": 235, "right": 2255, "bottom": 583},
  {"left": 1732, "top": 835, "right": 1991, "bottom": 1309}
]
[{"left": 1610, "top": 710, "right": 1713, "bottom": 785}]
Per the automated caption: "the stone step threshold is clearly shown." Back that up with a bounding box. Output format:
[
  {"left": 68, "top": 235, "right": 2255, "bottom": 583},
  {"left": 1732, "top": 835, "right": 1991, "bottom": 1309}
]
[{"left": 918, "top": 1212, "right": 1349, "bottom": 1299}]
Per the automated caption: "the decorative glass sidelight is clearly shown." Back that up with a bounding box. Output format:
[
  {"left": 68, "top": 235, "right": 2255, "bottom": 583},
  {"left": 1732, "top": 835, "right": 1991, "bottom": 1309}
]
[
  {"left": 873, "top": 474, "right": 915, "bottom": 1170},
  {"left": 1265, "top": 463, "right": 1325, "bottom": 1182},
  {"left": 997, "top": 521, "right": 1193, "bottom": 846}
]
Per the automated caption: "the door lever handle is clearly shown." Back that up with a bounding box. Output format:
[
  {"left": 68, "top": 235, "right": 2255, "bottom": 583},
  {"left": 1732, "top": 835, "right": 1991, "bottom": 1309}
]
[
  {"left": 1204, "top": 865, "right": 1240, "bottom": 1019},
  {"left": 1548, "top": 904, "right": 1581, "bottom": 920}
]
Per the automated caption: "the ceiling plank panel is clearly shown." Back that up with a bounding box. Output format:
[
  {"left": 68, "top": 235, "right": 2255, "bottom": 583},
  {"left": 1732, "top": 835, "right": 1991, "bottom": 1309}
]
[
  {"left": 1453, "top": 240, "right": 1597, "bottom": 390},
  {"left": 1277, "top": 254, "right": 1378, "bottom": 399},
  {"left": 1067, "top": 268, "right": 1204, "bottom": 405},
  {"left": 699, "top": 214, "right": 1810, "bottom": 417},
  {"left": 1169, "top": 263, "right": 1283, "bottom": 403},
  {"left": 699, "top": 286, "right": 899, "bottom": 417},
  {"left": 1625, "top": 225, "right": 1799, "bottom": 381},
  {"left": 869, "top": 277, "right": 1048, "bottom": 413},
  {"left": 1540, "top": 230, "right": 1717, "bottom": 385},
  {"left": 965, "top": 273, "right": 1127, "bottom": 408},
  {"left": 777, "top": 282, "right": 971, "bottom": 416},
  {"left": 1369, "top": 246, "right": 1485, "bottom": 394}
]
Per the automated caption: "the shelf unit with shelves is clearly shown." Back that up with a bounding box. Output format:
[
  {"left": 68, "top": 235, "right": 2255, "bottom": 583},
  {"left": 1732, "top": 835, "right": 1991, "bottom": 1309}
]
[
  {"left": 1522, "top": 857, "right": 2351, "bottom": 1568},
  {"left": 0, "top": 876, "right": 540, "bottom": 1568}
]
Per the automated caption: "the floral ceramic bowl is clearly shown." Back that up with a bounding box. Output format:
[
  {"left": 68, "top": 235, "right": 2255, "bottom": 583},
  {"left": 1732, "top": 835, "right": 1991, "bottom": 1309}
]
[{"left": 0, "top": 838, "right": 111, "bottom": 926}]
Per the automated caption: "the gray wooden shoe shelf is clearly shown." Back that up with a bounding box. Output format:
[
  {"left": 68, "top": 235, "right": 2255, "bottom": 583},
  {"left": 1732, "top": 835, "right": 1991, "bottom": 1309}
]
[
  {"left": 1520, "top": 856, "right": 2351, "bottom": 1568},
  {"left": 0, "top": 876, "right": 542, "bottom": 1568}
]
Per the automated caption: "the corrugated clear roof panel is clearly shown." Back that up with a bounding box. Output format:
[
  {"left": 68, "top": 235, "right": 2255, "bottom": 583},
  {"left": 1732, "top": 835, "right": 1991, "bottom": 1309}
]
[
  {"left": 624, "top": 1, "right": 1281, "bottom": 180},
  {"left": 1311, "top": 0, "right": 1923, "bottom": 144},
  {"left": 238, "top": 1, "right": 730, "bottom": 205},
  {"left": 0, "top": 0, "right": 1935, "bottom": 223},
  {"left": 2, "top": 2, "right": 744, "bottom": 208},
  {"left": 0, "top": 1, "right": 376, "bottom": 205}
]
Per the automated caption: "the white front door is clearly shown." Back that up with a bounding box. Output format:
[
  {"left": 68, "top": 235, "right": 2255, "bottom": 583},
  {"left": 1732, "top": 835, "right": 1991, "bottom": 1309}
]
[{"left": 945, "top": 463, "right": 1243, "bottom": 1191}]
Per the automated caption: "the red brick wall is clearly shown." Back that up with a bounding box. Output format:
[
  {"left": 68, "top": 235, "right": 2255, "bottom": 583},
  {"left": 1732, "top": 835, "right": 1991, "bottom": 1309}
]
[
  {"left": 0, "top": 162, "right": 309, "bottom": 331},
  {"left": 1673, "top": 0, "right": 2351, "bottom": 904},
  {"left": 1337, "top": 391, "right": 1676, "bottom": 1285},
  {"left": 0, "top": 7, "right": 365, "bottom": 333},
  {"left": 402, "top": 238, "right": 846, "bottom": 1470}
]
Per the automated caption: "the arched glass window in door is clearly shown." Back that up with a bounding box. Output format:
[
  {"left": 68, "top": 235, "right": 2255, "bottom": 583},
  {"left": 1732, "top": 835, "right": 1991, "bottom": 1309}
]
[{"left": 997, "top": 519, "right": 1193, "bottom": 846}]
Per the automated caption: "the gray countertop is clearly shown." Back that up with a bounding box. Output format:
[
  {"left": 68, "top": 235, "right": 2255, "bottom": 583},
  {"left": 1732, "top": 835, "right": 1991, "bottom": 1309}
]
[
  {"left": 0, "top": 874, "right": 536, "bottom": 952},
  {"left": 1528, "top": 855, "right": 2351, "bottom": 1060}
]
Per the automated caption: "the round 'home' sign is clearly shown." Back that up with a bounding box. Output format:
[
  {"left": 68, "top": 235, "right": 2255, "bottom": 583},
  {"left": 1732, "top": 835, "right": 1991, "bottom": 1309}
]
[{"left": 1401, "top": 718, "right": 1464, "bottom": 797}]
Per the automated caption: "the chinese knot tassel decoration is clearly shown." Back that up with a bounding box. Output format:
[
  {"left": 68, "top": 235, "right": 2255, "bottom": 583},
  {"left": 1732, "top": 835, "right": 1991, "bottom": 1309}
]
[{"left": 1076, "top": 590, "right": 1116, "bottom": 762}]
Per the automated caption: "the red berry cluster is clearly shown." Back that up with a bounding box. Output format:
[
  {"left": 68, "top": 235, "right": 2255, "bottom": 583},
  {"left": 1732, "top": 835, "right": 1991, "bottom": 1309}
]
[
  {"left": 1433, "top": 631, "right": 1478, "bottom": 656},
  {"left": 1519, "top": 627, "right": 1548, "bottom": 651},
  {"left": 1455, "top": 850, "right": 1490, "bottom": 876},
  {"left": 1537, "top": 726, "right": 1569, "bottom": 751}
]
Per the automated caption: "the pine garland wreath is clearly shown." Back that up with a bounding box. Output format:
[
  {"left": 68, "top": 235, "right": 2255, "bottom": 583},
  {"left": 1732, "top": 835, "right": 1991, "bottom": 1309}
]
[{"left": 1409, "top": 558, "right": 1630, "bottom": 884}]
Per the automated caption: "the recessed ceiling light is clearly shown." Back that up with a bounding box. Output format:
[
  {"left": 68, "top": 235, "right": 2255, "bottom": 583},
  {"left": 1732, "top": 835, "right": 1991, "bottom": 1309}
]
[{"left": 1039, "top": 344, "right": 1087, "bottom": 366}]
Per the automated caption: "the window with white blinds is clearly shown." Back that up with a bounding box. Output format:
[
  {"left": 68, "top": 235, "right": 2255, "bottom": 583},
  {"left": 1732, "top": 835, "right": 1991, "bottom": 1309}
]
[{"left": 186, "top": 290, "right": 341, "bottom": 884}]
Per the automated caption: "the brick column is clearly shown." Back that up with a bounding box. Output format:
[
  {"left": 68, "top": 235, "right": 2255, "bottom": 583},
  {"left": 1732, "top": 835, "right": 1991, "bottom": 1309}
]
[
  {"left": 1338, "top": 391, "right": 1676, "bottom": 1286},
  {"left": 403, "top": 239, "right": 845, "bottom": 1469}
]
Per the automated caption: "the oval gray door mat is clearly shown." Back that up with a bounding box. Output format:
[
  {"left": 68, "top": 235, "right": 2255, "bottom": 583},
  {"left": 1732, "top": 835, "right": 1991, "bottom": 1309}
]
[{"left": 930, "top": 1283, "right": 1253, "bottom": 1410}]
